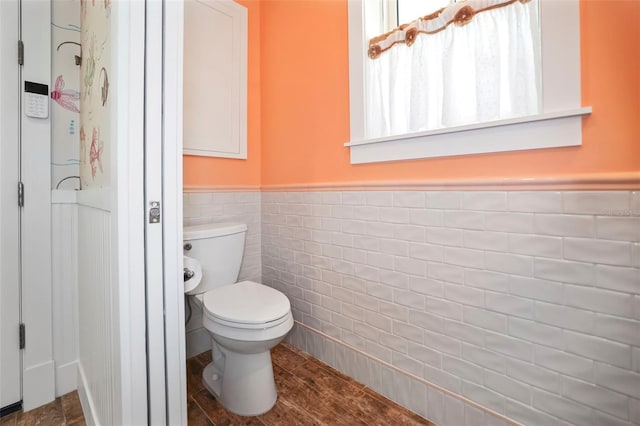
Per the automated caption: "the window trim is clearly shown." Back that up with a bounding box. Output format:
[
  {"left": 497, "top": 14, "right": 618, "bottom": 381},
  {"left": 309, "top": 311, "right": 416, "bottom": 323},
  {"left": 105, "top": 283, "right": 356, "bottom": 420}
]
[{"left": 346, "top": 0, "right": 592, "bottom": 164}]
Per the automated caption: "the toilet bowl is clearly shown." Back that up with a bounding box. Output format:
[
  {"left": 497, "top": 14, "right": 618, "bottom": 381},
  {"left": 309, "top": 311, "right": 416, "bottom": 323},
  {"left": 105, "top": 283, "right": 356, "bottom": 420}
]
[{"left": 184, "top": 223, "right": 293, "bottom": 416}]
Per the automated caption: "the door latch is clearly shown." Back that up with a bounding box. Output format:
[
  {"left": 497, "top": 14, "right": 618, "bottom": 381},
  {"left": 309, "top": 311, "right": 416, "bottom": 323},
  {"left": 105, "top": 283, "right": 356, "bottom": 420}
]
[{"left": 149, "top": 201, "right": 161, "bottom": 224}]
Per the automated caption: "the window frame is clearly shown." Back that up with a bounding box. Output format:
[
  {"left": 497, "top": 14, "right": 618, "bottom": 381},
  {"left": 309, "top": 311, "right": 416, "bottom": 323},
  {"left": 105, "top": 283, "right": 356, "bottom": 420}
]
[{"left": 346, "top": 0, "right": 592, "bottom": 164}]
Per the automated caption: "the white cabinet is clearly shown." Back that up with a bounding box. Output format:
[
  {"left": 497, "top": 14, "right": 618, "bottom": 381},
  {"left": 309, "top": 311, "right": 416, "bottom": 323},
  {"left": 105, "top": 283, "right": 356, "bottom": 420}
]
[{"left": 183, "top": 0, "right": 247, "bottom": 159}]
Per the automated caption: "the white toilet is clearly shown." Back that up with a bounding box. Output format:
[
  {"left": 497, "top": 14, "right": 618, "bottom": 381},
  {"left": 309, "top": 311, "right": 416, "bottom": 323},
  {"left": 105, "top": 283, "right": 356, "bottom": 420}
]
[{"left": 183, "top": 222, "right": 293, "bottom": 416}]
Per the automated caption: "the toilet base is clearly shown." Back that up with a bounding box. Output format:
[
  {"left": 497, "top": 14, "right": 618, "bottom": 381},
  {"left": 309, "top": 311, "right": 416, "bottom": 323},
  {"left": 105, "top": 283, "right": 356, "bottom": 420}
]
[{"left": 201, "top": 349, "right": 277, "bottom": 416}]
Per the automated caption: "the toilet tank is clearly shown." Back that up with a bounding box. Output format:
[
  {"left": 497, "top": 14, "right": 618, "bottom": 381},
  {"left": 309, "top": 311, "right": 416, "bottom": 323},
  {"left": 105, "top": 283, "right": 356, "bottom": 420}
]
[{"left": 183, "top": 222, "right": 247, "bottom": 295}]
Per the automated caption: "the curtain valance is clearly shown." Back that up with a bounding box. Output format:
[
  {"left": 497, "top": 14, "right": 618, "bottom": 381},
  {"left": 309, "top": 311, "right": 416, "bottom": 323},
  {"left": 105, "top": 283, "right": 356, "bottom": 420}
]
[{"left": 368, "top": 0, "right": 532, "bottom": 59}]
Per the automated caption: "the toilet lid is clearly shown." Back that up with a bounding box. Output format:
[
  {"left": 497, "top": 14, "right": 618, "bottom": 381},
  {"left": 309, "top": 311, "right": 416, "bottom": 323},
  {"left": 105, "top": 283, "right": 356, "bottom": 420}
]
[{"left": 202, "top": 281, "right": 291, "bottom": 325}]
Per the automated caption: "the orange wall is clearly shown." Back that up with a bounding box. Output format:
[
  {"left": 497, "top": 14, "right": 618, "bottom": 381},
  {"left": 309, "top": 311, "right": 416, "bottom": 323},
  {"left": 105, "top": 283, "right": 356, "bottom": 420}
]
[
  {"left": 183, "top": 0, "right": 261, "bottom": 187},
  {"left": 185, "top": 0, "right": 640, "bottom": 188},
  {"left": 260, "top": 0, "right": 640, "bottom": 186}
]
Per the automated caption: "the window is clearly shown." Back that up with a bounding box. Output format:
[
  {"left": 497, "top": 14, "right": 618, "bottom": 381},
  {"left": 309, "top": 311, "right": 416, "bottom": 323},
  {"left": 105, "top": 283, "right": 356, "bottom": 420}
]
[{"left": 346, "top": 0, "right": 592, "bottom": 164}]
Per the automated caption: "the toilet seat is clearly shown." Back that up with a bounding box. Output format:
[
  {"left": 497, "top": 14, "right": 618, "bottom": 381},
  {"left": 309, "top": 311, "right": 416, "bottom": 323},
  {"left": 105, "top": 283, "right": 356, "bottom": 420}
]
[{"left": 202, "top": 281, "right": 291, "bottom": 330}]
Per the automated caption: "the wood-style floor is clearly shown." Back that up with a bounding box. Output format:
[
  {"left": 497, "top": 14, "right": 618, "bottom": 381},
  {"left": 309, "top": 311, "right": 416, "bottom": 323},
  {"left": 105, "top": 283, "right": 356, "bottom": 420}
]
[{"left": 1, "top": 342, "right": 433, "bottom": 425}]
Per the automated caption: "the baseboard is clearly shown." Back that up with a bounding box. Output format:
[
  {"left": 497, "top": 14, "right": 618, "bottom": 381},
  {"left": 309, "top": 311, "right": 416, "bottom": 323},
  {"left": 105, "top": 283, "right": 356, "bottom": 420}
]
[
  {"left": 22, "top": 360, "right": 55, "bottom": 411},
  {"left": 55, "top": 361, "right": 78, "bottom": 397},
  {"left": 77, "top": 363, "right": 97, "bottom": 426},
  {"left": 186, "top": 327, "right": 210, "bottom": 358},
  {"left": 286, "top": 322, "right": 517, "bottom": 426}
]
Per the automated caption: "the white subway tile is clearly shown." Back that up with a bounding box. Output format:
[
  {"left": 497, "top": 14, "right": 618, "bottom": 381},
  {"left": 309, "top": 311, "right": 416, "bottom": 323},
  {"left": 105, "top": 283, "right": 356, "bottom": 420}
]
[
  {"left": 342, "top": 330, "right": 366, "bottom": 350},
  {"left": 534, "top": 345, "right": 594, "bottom": 382},
  {"left": 394, "top": 256, "right": 426, "bottom": 277},
  {"left": 509, "top": 233, "right": 563, "bottom": 258},
  {"left": 409, "top": 379, "right": 429, "bottom": 419},
  {"left": 378, "top": 238, "right": 408, "bottom": 256},
  {"left": 424, "top": 330, "right": 462, "bottom": 356},
  {"left": 592, "top": 411, "right": 635, "bottom": 426},
  {"left": 354, "top": 321, "right": 379, "bottom": 341},
  {"left": 426, "top": 296, "right": 463, "bottom": 321},
  {"left": 443, "top": 356, "right": 484, "bottom": 384},
  {"left": 508, "top": 191, "right": 563, "bottom": 213},
  {"left": 484, "top": 370, "right": 531, "bottom": 404},
  {"left": 366, "top": 191, "right": 393, "bottom": 206},
  {"left": 426, "top": 226, "right": 464, "bottom": 247},
  {"left": 463, "top": 343, "right": 507, "bottom": 374},
  {"left": 461, "top": 381, "right": 506, "bottom": 414},
  {"left": 507, "top": 358, "right": 560, "bottom": 393},
  {"left": 427, "top": 192, "right": 462, "bottom": 209},
  {"left": 409, "top": 309, "right": 445, "bottom": 332},
  {"left": 509, "top": 317, "right": 564, "bottom": 348},
  {"left": 445, "top": 247, "right": 486, "bottom": 269},
  {"left": 564, "top": 284, "right": 633, "bottom": 318},
  {"left": 634, "top": 243, "right": 640, "bottom": 268},
  {"left": 509, "top": 275, "right": 564, "bottom": 304},
  {"left": 486, "top": 332, "right": 534, "bottom": 362},
  {"left": 444, "top": 320, "right": 484, "bottom": 346},
  {"left": 595, "top": 362, "right": 640, "bottom": 399},
  {"left": 379, "top": 331, "right": 408, "bottom": 353},
  {"left": 379, "top": 300, "right": 409, "bottom": 322},
  {"left": 410, "top": 209, "right": 444, "bottom": 226},
  {"left": 367, "top": 252, "right": 394, "bottom": 270},
  {"left": 632, "top": 398, "right": 640, "bottom": 424},
  {"left": 342, "top": 219, "right": 367, "bottom": 235},
  {"left": 445, "top": 211, "right": 485, "bottom": 230},
  {"left": 366, "top": 281, "right": 393, "bottom": 300},
  {"left": 534, "top": 213, "right": 595, "bottom": 237},
  {"left": 465, "top": 269, "right": 510, "bottom": 293},
  {"left": 428, "top": 262, "right": 466, "bottom": 284},
  {"left": 484, "top": 212, "right": 534, "bottom": 233},
  {"left": 462, "top": 192, "right": 508, "bottom": 211},
  {"left": 444, "top": 394, "right": 466, "bottom": 426},
  {"left": 564, "top": 330, "right": 632, "bottom": 369},
  {"left": 534, "top": 258, "right": 595, "bottom": 285},
  {"left": 532, "top": 388, "right": 593, "bottom": 426},
  {"left": 463, "top": 230, "right": 509, "bottom": 252},
  {"left": 392, "top": 352, "right": 424, "bottom": 377},
  {"left": 463, "top": 306, "right": 508, "bottom": 334},
  {"left": 366, "top": 221, "right": 395, "bottom": 238},
  {"left": 393, "top": 289, "right": 425, "bottom": 310},
  {"left": 379, "top": 269, "right": 410, "bottom": 289},
  {"left": 465, "top": 404, "right": 490, "bottom": 426},
  {"left": 563, "top": 191, "right": 630, "bottom": 215},
  {"left": 379, "top": 207, "right": 410, "bottom": 224},
  {"left": 427, "top": 387, "right": 445, "bottom": 425},
  {"left": 596, "top": 216, "right": 640, "bottom": 241},
  {"left": 409, "top": 276, "right": 444, "bottom": 297},
  {"left": 341, "top": 191, "right": 365, "bottom": 206},
  {"left": 633, "top": 348, "right": 640, "bottom": 373},
  {"left": 424, "top": 365, "right": 462, "bottom": 393},
  {"left": 353, "top": 235, "right": 378, "bottom": 251},
  {"left": 394, "top": 191, "right": 426, "bottom": 208},
  {"left": 342, "top": 303, "right": 366, "bottom": 321},
  {"left": 504, "top": 399, "right": 561, "bottom": 426},
  {"left": 596, "top": 265, "right": 640, "bottom": 294},
  {"left": 393, "top": 321, "right": 423, "bottom": 343},
  {"left": 562, "top": 375, "right": 630, "bottom": 420},
  {"left": 354, "top": 294, "right": 379, "bottom": 312},
  {"left": 594, "top": 314, "right": 640, "bottom": 346},
  {"left": 486, "top": 292, "right": 534, "bottom": 319},
  {"left": 409, "top": 242, "right": 444, "bottom": 262},
  {"left": 485, "top": 252, "right": 534, "bottom": 276},
  {"left": 394, "top": 224, "right": 426, "bottom": 242},
  {"left": 565, "top": 237, "right": 632, "bottom": 266},
  {"left": 635, "top": 296, "right": 640, "bottom": 321},
  {"left": 444, "top": 284, "right": 485, "bottom": 308},
  {"left": 408, "top": 342, "right": 442, "bottom": 367},
  {"left": 353, "top": 264, "right": 380, "bottom": 281}
]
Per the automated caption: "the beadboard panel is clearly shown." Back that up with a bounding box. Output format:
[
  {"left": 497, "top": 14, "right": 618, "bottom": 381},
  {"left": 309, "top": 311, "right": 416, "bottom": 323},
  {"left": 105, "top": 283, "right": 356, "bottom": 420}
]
[
  {"left": 51, "top": 199, "right": 79, "bottom": 397},
  {"left": 263, "top": 190, "right": 640, "bottom": 426},
  {"left": 77, "top": 204, "right": 116, "bottom": 425}
]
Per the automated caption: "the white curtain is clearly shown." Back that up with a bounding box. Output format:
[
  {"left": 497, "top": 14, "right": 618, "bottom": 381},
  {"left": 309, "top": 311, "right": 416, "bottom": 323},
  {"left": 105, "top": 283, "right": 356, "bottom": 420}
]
[{"left": 365, "top": 0, "right": 541, "bottom": 139}]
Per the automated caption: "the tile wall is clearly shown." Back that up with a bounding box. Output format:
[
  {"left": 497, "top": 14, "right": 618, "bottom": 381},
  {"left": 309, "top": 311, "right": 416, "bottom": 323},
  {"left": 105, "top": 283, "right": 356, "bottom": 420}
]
[
  {"left": 182, "top": 191, "right": 262, "bottom": 357},
  {"left": 262, "top": 190, "right": 640, "bottom": 426}
]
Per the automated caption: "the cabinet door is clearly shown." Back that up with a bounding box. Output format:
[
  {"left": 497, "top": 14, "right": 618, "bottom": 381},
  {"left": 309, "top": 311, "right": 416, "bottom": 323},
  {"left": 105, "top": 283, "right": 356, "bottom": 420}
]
[{"left": 183, "top": 0, "right": 247, "bottom": 159}]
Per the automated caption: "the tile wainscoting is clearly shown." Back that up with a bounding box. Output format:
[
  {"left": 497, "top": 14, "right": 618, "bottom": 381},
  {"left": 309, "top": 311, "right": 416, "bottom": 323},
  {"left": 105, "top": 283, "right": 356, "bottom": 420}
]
[
  {"left": 262, "top": 190, "right": 639, "bottom": 426},
  {"left": 182, "top": 191, "right": 262, "bottom": 357},
  {"left": 183, "top": 188, "right": 639, "bottom": 425}
]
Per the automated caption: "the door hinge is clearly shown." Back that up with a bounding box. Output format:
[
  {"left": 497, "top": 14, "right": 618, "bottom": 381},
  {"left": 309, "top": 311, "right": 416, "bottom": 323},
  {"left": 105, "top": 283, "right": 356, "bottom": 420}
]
[
  {"left": 18, "top": 182, "right": 24, "bottom": 207},
  {"left": 18, "top": 40, "right": 24, "bottom": 66},
  {"left": 19, "top": 324, "right": 25, "bottom": 349}
]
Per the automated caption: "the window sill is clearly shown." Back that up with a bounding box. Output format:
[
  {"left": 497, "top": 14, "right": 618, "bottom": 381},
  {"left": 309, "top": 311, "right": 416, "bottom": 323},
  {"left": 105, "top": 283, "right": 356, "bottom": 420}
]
[{"left": 345, "top": 107, "right": 592, "bottom": 164}]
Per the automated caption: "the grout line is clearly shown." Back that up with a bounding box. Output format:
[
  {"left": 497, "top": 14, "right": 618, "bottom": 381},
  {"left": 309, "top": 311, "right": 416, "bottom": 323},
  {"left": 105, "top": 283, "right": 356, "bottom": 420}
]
[{"left": 294, "top": 321, "right": 524, "bottom": 426}]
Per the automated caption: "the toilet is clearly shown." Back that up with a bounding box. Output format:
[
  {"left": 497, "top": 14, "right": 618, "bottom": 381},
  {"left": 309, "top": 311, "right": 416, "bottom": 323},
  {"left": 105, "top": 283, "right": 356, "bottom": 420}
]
[{"left": 183, "top": 222, "right": 293, "bottom": 416}]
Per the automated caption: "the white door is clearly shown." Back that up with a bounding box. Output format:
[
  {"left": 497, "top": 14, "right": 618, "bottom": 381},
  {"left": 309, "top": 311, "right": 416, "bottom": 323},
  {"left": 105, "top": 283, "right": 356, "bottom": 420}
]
[
  {"left": 0, "top": 0, "right": 22, "bottom": 413},
  {"left": 145, "top": 1, "right": 186, "bottom": 424}
]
